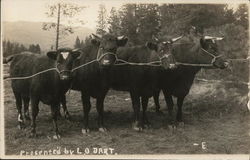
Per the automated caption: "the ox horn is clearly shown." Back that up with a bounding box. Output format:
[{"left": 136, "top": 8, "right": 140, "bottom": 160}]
[
  {"left": 214, "top": 37, "right": 224, "bottom": 40},
  {"left": 72, "top": 48, "right": 82, "bottom": 52},
  {"left": 204, "top": 36, "right": 224, "bottom": 41},
  {"left": 171, "top": 36, "right": 183, "bottom": 42},
  {"left": 117, "top": 35, "right": 125, "bottom": 40}
]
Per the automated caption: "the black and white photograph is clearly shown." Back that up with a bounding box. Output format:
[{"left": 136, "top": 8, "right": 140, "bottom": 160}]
[{"left": 1, "top": 0, "right": 250, "bottom": 159}]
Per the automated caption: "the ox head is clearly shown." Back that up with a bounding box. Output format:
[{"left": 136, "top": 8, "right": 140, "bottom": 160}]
[
  {"left": 91, "top": 34, "right": 128, "bottom": 67},
  {"left": 47, "top": 48, "right": 81, "bottom": 81},
  {"left": 199, "top": 36, "right": 229, "bottom": 69},
  {"left": 146, "top": 36, "right": 183, "bottom": 69}
]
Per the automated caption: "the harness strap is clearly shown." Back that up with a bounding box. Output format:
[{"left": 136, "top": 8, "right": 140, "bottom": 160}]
[
  {"left": 174, "top": 47, "right": 222, "bottom": 67},
  {"left": 4, "top": 68, "right": 59, "bottom": 80}
]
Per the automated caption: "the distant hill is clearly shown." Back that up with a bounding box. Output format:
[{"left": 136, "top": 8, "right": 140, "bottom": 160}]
[{"left": 2, "top": 21, "right": 95, "bottom": 51}]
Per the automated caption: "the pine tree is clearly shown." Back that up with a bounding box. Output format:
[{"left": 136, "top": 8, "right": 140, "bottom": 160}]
[
  {"left": 108, "top": 7, "right": 121, "bottom": 36},
  {"left": 74, "top": 36, "right": 81, "bottom": 48},
  {"left": 235, "top": 4, "right": 248, "bottom": 29},
  {"left": 35, "top": 44, "right": 41, "bottom": 54},
  {"left": 80, "top": 40, "right": 84, "bottom": 48},
  {"left": 96, "top": 4, "right": 107, "bottom": 36},
  {"left": 20, "top": 44, "right": 27, "bottom": 52},
  {"left": 119, "top": 4, "right": 139, "bottom": 45}
]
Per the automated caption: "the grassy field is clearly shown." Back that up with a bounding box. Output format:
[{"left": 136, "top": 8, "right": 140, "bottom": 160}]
[{"left": 3, "top": 65, "right": 250, "bottom": 155}]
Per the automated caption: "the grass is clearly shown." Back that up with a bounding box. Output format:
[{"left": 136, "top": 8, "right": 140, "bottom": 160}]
[{"left": 3, "top": 66, "right": 250, "bottom": 155}]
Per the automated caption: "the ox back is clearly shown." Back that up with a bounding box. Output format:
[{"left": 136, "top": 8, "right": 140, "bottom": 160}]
[
  {"left": 10, "top": 52, "right": 69, "bottom": 105},
  {"left": 108, "top": 45, "right": 162, "bottom": 95}
]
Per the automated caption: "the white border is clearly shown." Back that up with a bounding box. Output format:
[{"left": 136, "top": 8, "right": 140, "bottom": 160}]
[{"left": 1, "top": 0, "right": 249, "bottom": 159}]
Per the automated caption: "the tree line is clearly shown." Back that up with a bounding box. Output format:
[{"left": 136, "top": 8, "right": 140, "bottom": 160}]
[
  {"left": 95, "top": 4, "right": 248, "bottom": 46},
  {"left": 2, "top": 40, "right": 41, "bottom": 57}
]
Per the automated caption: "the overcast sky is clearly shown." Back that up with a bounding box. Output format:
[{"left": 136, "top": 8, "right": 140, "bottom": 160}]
[{"left": 2, "top": 0, "right": 243, "bottom": 29}]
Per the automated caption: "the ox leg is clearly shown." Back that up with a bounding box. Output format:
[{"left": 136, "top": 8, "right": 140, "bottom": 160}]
[
  {"left": 23, "top": 96, "right": 31, "bottom": 121},
  {"left": 141, "top": 96, "right": 150, "bottom": 129},
  {"left": 163, "top": 90, "right": 175, "bottom": 130},
  {"left": 30, "top": 97, "right": 39, "bottom": 137},
  {"left": 60, "top": 94, "right": 70, "bottom": 120},
  {"left": 14, "top": 92, "right": 24, "bottom": 129},
  {"left": 96, "top": 96, "right": 107, "bottom": 132},
  {"left": 81, "top": 93, "right": 91, "bottom": 134},
  {"left": 176, "top": 96, "right": 185, "bottom": 127},
  {"left": 153, "top": 90, "right": 161, "bottom": 113},
  {"left": 130, "top": 92, "right": 142, "bottom": 131},
  {"left": 51, "top": 104, "right": 61, "bottom": 140}
]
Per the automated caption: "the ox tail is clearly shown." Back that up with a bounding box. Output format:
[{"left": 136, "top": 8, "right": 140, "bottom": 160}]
[{"left": 3, "top": 55, "right": 14, "bottom": 64}]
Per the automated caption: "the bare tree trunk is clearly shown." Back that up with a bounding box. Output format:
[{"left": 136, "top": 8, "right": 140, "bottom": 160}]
[{"left": 56, "top": 3, "right": 61, "bottom": 50}]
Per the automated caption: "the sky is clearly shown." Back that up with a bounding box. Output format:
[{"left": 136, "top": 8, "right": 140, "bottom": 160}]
[
  {"left": 1, "top": 0, "right": 244, "bottom": 29},
  {"left": 1, "top": 0, "right": 124, "bottom": 29}
]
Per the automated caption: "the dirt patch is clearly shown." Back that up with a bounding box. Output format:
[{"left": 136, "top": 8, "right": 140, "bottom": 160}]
[{"left": 3, "top": 76, "right": 250, "bottom": 155}]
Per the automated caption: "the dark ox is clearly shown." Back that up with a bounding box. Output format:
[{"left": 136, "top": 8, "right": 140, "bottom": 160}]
[
  {"left": 8, "top": 48, "right": 81, "bottom": 139},
  {"left": 71, "top": 33, "right": 128, "bottom": 133},
  {"left": 103, "top": 36, "right": 182, "bottom": 130},
  {"left": 148, "top": 35, "right": 229, "bottom": 128}
]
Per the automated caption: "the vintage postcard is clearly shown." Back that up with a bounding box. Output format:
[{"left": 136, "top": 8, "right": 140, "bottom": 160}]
[{"left": 1, "top": 0, "right": 249, "bottom": 159}]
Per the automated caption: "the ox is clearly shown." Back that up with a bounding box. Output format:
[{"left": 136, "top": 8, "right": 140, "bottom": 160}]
[
  {"left": 71, "top": 34, "right": 128, "bottom": 133},
  {"left": 149, "top": 35, "right": 229, "bottom": 128},
  {"left": 8, "top": 48, "right": 81, "bottom": 139},
  {"left": 102, "top": 36, "right": 182, "bottom": 131}
]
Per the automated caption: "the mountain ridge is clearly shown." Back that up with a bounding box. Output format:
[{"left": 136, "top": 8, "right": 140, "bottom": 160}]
[{"left": 2, "top": 21, "right": 95, "bottom": 51}]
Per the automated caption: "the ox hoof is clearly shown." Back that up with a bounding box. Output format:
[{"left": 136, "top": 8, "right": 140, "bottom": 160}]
[
  {"left": 99, "top": 127, "right": 107, "bottom": 132},
  {"left": 132, "top": 122, "right": 143, "bottom": 132},
  {"left": 143, "top": 124, "right": 151, "bottom": 129},
  {"left": 133, "top": 126, "right": 143, "bottom": 132},
  {"left": 53, "top": 134, "right": 61, "bottom": 140},
  {"left": 178, "top": 122, "right": 185, "bottom": 128},
  {"left": 82, "top": 128, "right": 90, "bottom": 134},
  {"left": 29, "top": 132, "right": 37, "bottom": 138},
  {"left": 168, "top": 124, "right": 177, "bottom": 132}
]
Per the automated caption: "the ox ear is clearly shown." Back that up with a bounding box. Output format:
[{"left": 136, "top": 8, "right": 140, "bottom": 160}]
[
  {"left": 47, "top": 51, "right": 58, "bottom": 60},
  {"left": 72, "top": 49, "right": 82, "bottom": 59},
  {"left": 146, "top": 42, "right": 158, "bottom": 51},
  {"left": 117, "top": 36, "right": 128, "bottom": 47}
]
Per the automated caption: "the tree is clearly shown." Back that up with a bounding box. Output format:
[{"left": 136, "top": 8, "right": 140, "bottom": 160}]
[
  {"left": 13, "top": 43, "right": 20, "bottom": 55},
  {"left": 35, "top": 44, "right": 41, "bottom": 54},
  {"left": 136, "top": 4, "right": 160, "bottom": 43},
  {"left": 235, "top": 4, "right": 248, "bottom": 29},
  {"left": 19, "top": 44, "right": 27, "bottom": 52},
  {"left": 74, "top": 36, "right": 81, "bottom": 48},
  {"left": 80, "top": 40, "right": 84, "bottom": 48},
  {"left": 119, "top": 4, "right": 139, "bottom": 45},
  {"left": 159, "top": 4, "right": 232, "bottom": 37},
  {"left": 84, "top": 35, "right": 92, "bottom": 46},
  {"left": 96, "top": 4, "right": 107, "bottom": 36},
  {"left": 43, "top": 2, "right": 85, "bottom": 50},
  {"left": 108, "top": 7, "right": 121, "bottom": 36}
]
